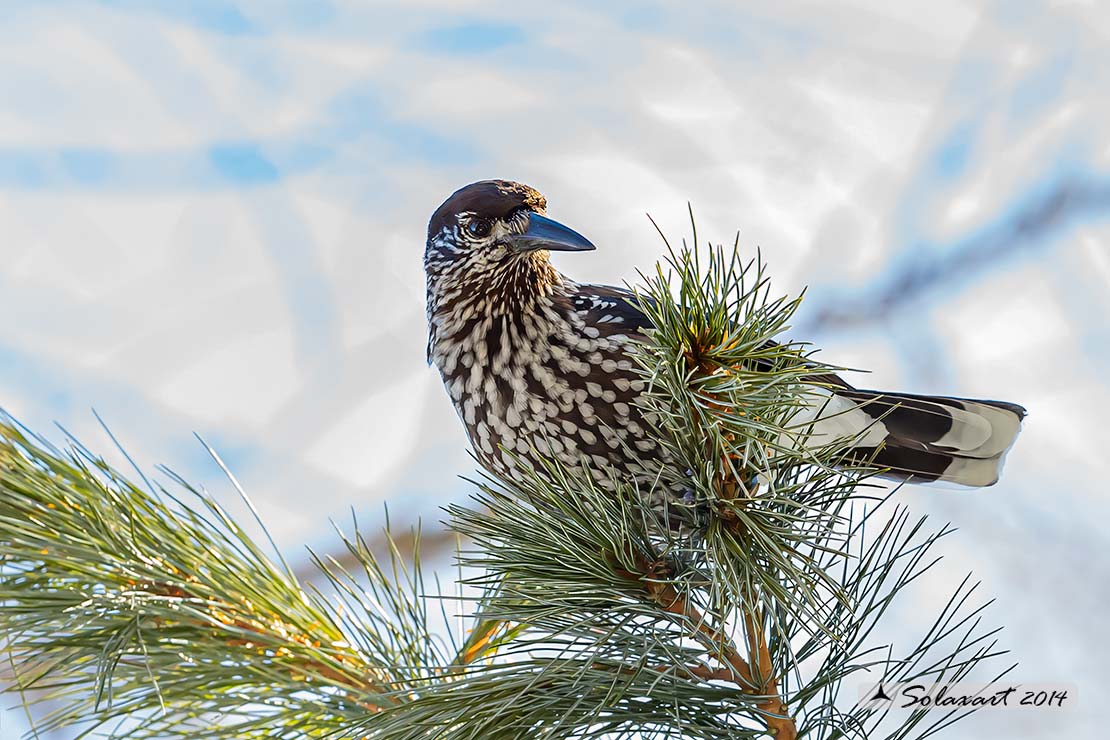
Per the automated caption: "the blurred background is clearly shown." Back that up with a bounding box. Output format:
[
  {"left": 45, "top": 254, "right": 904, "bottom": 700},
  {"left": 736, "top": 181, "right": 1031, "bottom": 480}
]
[{"left": 1, "top": 1, "right": 1108, "bottom": 737}]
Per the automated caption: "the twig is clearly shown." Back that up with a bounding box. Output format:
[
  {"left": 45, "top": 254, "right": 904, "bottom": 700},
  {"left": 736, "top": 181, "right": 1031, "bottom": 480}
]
[
  {"left": 634, "top": 555, "right": 797, "bottom": 739},
  {"left": 743, "top": 604, "right": 794, "bottom": 740}
]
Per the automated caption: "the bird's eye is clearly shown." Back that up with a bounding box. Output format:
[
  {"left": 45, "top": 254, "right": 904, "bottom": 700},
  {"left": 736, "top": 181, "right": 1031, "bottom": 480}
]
[{"left": 466, "top": 218, "right": 492, "bottom": 238}]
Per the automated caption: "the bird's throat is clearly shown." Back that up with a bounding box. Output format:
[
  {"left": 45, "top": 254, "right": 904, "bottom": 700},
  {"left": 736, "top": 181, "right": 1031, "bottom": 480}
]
[{"left": 427, "top": 252, "right": 568, "bottom": 370}]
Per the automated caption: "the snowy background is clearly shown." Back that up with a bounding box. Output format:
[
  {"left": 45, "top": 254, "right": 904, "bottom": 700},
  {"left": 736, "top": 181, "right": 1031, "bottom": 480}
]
[{"left": 2, "top": 1, "right": 1108, "bottom": 737}]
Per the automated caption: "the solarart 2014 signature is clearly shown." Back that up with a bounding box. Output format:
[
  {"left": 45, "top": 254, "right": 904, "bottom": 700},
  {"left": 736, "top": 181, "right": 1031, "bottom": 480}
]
[{"left": 860, "top": 683, "right": 1074, "bottom": 710}]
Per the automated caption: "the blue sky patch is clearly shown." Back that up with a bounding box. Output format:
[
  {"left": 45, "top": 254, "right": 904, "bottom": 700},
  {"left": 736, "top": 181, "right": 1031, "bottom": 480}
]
[
  {"left": 61, "top": 148, "right": 115, "bottom": 185},
  {"left": 932, "top": 122, "right": 975, "bottom": 181},
  {"left": 422, "top": 20, "right": 525, "bottom": 54},
  {"left": 209, "top": 143, "right": 280, "bottom": 184},
  {"left": 98, "top": 0, "right": 257, "bottom": 35}
]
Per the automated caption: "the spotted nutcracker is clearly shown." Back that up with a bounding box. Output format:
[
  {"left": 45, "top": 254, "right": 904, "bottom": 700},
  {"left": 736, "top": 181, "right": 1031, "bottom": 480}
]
[{"left": 424, "top": 180, "right": 1024, "bottom": 499}]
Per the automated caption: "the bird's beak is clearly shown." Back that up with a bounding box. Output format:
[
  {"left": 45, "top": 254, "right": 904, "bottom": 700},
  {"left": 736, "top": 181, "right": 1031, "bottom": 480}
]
[{"left": 509, "top": 213, "right": 596, "bottom": 253}]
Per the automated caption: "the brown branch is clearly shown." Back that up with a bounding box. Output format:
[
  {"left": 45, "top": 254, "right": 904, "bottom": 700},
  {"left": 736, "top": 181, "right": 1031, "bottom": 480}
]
[
  {"left": 633, "top": 555, "right": 796, "bottom": 739},
  {"left": 688, "top": 371, "right": 793, "bottom": 735},
  {"left": 743, "top": 604, "right": 793, "bottom": 739}
]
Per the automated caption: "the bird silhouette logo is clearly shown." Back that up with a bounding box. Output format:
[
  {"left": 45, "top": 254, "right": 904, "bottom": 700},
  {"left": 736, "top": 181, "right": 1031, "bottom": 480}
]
[{"left": 870, "top": 684, "right": 893, "bottom": 703}]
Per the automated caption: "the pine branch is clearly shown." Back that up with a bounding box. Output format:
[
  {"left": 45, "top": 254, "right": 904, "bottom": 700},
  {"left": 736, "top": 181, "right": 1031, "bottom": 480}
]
[
  {"left": 0, "top": 420, "right": 445, "bottom": 738},
  {"left": 1, "top": 220, "right": 1013, "bottom": 739},
  {"left": 631, "top": 552, "right": 795, "bottom": 738}
]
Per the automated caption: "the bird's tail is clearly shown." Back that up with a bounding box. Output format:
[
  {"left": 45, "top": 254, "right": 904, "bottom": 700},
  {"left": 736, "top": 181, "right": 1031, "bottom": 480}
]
[{"left": 806, "top": 389, "right": 1026, "bottom": 487}]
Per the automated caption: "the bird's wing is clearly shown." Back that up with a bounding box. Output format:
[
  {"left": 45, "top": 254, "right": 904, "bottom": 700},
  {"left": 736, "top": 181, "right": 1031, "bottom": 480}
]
[
  {"left": 568, "top": 282, "right": 849, "bottom": 381},
  {"left": 570, "top": 282, "right": 850, "bottom": 384},
  {"left": 568, "top": 283, "right": 656, "bottom": 337}
]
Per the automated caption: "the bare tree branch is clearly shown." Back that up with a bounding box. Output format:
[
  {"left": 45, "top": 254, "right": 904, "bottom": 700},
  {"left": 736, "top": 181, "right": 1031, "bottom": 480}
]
[{"left": 799, "top": 175, "right": 1110, "bottom": 334}]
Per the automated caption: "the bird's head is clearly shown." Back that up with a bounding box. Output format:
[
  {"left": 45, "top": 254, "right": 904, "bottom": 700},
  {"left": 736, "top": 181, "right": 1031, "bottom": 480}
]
[{"left": 424, "top": 180, "right": 595, "bottom": 291}]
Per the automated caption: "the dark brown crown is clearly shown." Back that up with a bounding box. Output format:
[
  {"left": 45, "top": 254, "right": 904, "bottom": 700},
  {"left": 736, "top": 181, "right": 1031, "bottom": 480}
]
[{"left": 427, "top": 180, "right": 547, "bottom": 240}]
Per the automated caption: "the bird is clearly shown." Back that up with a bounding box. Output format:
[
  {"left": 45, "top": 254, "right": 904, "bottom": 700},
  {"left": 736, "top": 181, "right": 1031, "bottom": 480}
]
[{"left": 424, "top": 179, "right": 1025, "bottom": 503}]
